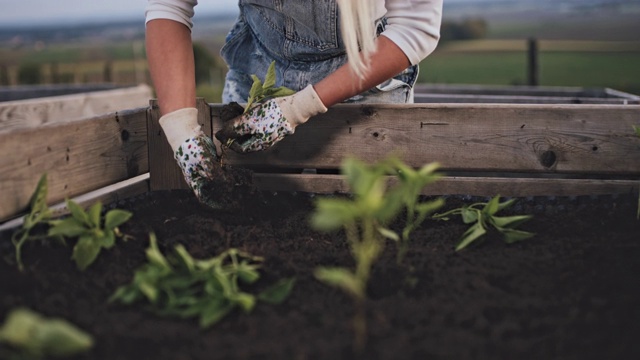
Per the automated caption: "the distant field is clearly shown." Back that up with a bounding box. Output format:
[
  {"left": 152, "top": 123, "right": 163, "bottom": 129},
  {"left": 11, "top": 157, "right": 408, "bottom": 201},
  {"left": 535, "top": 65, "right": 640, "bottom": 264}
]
[{"left": 418, "top": 40, "right": 640, "bottom": 95}]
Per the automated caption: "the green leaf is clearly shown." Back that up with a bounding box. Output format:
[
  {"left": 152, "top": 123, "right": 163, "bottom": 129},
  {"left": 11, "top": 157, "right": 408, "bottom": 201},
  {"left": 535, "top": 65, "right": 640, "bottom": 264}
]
[
  {"left": 0, "top": 308, "right": 93, "bottom": 357},
  {"left": 483, "top": 196, "right": 501, "bottom": 216},
  {"left": 491, "top": 215, "right": 533, "bottom": 229},
  {"left": 146, "top": 234, "right": 171, "bottom": 270},
  {"left": 27, "top": 174, "right": 50, "bottom": 220},
  {"left": 231, "top": 292, "right": 256, "bottom": 312},
  {"left": 461, "top": 208, "right": 478, "bottom": 224},
  {"left": 48, "top": 217, "right": 88, "bottom": 238},
  {"left": 314, "top": 267, "right": 363, "bottom": 298},
  {"left": 237, "top": 264, "right": 261, "bottom": 284},
  {"left": 98, "top": 231, "right": 116, "bottom": 249},
  {"left": 257, "top": 278, "right": 296, "bottom": 304},
  {"left": 174, "top": 245, "right": 195, "bottom": 273},
  {"left": 264, "top": 86, "right": 296, "bottom": 98},
  {"left": 71, "top": 235, "right": 102, "bottom": 271},
  {"left": 455, "top": 222, "right": 487, "bottom": 251},
  {"left": 87, "top": 202, "right": 102, "bottom": 228},
  {"left": 262, "top": 60, "right": 276, "bottom": 89},
  {"left": 104, "top": 209, "right": 132, "bottom": 230},
  {"left": 377, "top": 226, "right": 400, "bottom": 242},
  {"left": 199, "top": 301, "right": 234, "bottom": 328},
  {"left": 66, "top": 200, "right": 90, "bottom": 226},
  {"left": 633, "top": 125, "right": 640, "bottom": 137},
  {"left": 310, "top": 198, "right": 358, "bottom": 231},
  {"left": 499, "top": 228, "right": 536, "bottom": 243}
]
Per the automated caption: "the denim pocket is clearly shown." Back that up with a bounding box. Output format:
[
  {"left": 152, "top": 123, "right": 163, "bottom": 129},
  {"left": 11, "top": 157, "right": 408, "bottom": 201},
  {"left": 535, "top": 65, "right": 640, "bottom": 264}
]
[{"left": 241, "top": 0, "right": 344, "bottom": 61}]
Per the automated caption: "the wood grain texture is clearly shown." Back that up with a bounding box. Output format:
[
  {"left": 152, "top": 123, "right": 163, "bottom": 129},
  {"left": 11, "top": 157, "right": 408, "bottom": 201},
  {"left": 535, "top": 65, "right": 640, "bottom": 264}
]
[
  {"left": 211, "top": 103, "right": 640, "bottom": 175},
  {"left": 0, "top": 108, "right": 148, "bottom": 222},
  {"left": 253, "top": 173, "right": 639, "bottom": 197},
  {"left": 0, "top": 85, "right": 152, "bottom": 133}
]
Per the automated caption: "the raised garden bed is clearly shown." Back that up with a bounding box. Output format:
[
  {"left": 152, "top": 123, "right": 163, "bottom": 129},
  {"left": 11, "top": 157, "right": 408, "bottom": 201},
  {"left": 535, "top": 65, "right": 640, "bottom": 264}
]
[{"left": 1, "top": 86, "right": 639, "bottom": 359}]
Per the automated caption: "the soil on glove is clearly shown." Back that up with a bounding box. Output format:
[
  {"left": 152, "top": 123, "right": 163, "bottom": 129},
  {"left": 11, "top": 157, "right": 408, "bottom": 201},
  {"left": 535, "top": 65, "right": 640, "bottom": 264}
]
[{"left": 1, "top": 190, "right": 639, "bottom": 360}]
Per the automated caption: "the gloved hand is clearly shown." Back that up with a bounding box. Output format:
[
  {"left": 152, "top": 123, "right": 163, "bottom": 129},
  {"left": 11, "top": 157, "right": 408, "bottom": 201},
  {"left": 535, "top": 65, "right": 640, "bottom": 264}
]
[
  {"left": 215, "top": 84, "right": 328, "bottom": 153},
  {"left": 159, "top": 108, "right": 219, "bottom": 206}
]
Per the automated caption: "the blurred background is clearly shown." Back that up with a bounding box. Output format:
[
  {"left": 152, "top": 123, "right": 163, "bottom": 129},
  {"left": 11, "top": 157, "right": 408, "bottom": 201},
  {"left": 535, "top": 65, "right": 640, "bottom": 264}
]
[{"left": 1, "top": 0, "right": 639, "bottom": 104}]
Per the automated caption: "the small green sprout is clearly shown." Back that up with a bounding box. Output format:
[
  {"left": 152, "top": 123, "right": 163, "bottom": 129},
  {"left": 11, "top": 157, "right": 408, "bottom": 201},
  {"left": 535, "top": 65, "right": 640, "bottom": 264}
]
[
  {"left": 11, "top": 174, "right": 53, "bottom": 271},
  {"left": 48, "top": 200, "right": 132, "bottom": 271},
  {"left": 433, "top": 196, "right": 534, "bottom": 251},
  {"left": 311, "top": 156, "right": 443, "bottom": 352},
  {"left": 244, "top": 60, "right": 295, "bottom": 113},
  {"left": 0, "top": 308, "right": 93, "bottom": 359},
  {"left": 110, "top": 233, "right": 295, "bottom": 328}
]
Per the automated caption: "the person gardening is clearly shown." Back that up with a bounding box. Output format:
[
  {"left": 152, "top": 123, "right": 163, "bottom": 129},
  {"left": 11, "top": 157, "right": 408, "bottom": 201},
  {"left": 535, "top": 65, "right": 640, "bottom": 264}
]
[{"left": 145, "top": 0, "right": 443, "bottom": 203}]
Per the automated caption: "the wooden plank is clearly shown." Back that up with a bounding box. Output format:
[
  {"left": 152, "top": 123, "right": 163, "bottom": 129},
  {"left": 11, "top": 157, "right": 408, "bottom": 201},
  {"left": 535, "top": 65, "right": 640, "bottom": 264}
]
[
  {"left": 0, "top": 107, "right": 148, "bottom": 222},
  {"left": 253, "top": 173, "right": 640, "bottom": 197},
  {"left": 212, "top": 103, "right": 640, "bottom": 175},
  {"left": 0, "top": 84, "right": 153, "bottom": 133},
  {"left": 413, "top": 84, "right": 640, "bottom": 101},
  {"left": 147, "top": 98, "right": 212, "bottom": 191},
  {"left": 0, "top": 174, "right": 150, "bottom": 230},
  {"left": 414, "top": 94, "right": 636, "bottom": 105}
]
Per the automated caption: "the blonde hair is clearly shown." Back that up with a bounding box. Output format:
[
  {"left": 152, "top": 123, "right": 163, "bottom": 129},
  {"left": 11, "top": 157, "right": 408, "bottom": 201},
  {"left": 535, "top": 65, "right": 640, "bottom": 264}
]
[{"left": 337, "top": 0, "right": 377, "bottom": 79}]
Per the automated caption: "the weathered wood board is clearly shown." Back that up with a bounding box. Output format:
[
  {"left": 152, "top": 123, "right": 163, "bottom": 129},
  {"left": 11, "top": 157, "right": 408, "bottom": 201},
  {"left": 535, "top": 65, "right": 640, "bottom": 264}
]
[
  {"left": 0, "top": 84, "right": 152, "bottom": 133},
  {"left": 0, "top": 107, "right": 149, "bottom": 222},
  {"left": 145, "top": 102, "right": 639, "bottom": 197}
]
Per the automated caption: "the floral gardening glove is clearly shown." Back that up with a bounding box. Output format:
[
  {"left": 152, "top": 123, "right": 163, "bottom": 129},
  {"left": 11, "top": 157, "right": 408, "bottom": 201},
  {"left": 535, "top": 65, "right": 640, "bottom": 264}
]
[
  {"left": 215, "top": 84, "right": 327, "bottom": 153},
  {"left": 159, "top": 108, "right": 220, "bottom": 208}
]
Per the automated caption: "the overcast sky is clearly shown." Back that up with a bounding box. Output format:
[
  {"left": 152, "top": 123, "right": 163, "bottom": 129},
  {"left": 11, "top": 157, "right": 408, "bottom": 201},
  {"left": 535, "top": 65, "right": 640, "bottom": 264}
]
[{"left": 0, "top": 0, "right": 239, "bottom": 26}]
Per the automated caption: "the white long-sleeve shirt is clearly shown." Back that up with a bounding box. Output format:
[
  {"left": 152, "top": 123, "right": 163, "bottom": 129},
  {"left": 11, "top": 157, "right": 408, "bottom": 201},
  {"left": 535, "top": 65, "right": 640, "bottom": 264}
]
[{"left": 145, "top": 0, "right": 442, "bottom": 65}]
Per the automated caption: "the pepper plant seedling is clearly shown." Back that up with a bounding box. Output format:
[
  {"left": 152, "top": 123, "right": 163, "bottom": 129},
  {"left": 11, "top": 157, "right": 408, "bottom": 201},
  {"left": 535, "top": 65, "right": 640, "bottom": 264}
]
[
  {"left": 110, "top": 233, "right": 295, "bottom": 328},
  {"left": 48, "top": 200, "right": 132, "bottom": 271},
  {"left": 0, "top": 307, "right": 93, "bottom": 359},
  {"left": 9, "top": 174, "right": 133, "bottom": 272},
  {"left": 10, "top": 174, "right": 54, "bottom": 271},
  {"left": 244, "top": 60, "right": 295, "bottom": 113},
  {"left": 432, "top": 195, "right": 534, "bottom": 251},
  {"left": 311, "top": 156, "right": 443, "bottom": 352}
]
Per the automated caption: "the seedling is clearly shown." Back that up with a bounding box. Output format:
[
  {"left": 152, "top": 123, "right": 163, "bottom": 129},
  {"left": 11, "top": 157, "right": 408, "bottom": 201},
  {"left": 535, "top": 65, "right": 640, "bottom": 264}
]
[
  {"left": 48, "top": 200, "right": 132, "bottom": 271},
  {"left": 9, "top": 174, "right": 132, "bottom": 271},
  {"left": 110, "top": 233, "right": 295, "bottom": 328},
  {"left": 10, "top": 174, "right": 53, "bottom": 271},
  {"left": 0, "top": 308, "right": 93, "bottom": 359},
  {"left": 244, "top": 60, "right": 295, "bottom": 113},
  {"left": 433, "top": 196, "right": 534, "bottom": 251},
  {"left": 311, "top": 156, "right": 443, "bottom": 352}
]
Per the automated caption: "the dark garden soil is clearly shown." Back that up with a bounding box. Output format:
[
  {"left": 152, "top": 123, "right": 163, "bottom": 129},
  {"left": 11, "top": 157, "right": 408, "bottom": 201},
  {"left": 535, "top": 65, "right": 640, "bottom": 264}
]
[{"left": 1, "top": 189, "right": 640, "bottom": 360}]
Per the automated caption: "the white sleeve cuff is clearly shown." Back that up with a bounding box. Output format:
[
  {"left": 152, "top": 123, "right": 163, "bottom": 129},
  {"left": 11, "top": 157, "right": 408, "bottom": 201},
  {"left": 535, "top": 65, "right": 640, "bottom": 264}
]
[{"left": 145, "top": 0, "right": 198, "bottom": 30}]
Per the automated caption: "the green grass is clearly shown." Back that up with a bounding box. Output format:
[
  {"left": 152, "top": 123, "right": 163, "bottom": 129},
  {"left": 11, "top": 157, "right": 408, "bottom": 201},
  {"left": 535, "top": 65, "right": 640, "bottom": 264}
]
[{"left": 418, "top": 50, "right": 640, "bottom": 95}]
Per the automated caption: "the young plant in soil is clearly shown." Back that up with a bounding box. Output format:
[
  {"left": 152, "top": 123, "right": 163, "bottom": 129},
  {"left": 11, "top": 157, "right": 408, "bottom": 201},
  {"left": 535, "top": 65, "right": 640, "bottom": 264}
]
[
  {"left": 310, "top": 156, "right": 443, "bottom": 352},
  {"left": 0, "top": 308, "right": 93, "bottom": 359},
  {"left": 10, "top": 174, "right": 53, "bottom": 271},
  {"left": 109, "top": 233, "right": 295, "bottom": 328},
  {"left": 432, "top": 195, "right": 534, "bottom": 251},
  {"left": 47, "top": 200, "right": 132, "bottom": 271},
  {"left": 9, "top": 173, "right": 132, "bottom": 272}
]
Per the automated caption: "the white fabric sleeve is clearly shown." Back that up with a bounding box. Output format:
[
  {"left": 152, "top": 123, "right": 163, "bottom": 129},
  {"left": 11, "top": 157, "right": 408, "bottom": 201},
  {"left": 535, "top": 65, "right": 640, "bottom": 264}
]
[
  {"left": 381, "top": 0, "right": 443, "bottom": 65},
  {"left": 145, "top": 0, "right": 198, "bottom": 30}
]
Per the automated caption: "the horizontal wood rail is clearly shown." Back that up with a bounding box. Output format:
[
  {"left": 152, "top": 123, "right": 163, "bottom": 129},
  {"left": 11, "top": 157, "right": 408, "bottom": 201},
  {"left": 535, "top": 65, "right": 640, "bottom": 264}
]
[
  {"left": 149, "top": 101, "right": 640, "bottom": 198},
  {"left": 0, "top": 107, "right": 149, "bottom": 222}
]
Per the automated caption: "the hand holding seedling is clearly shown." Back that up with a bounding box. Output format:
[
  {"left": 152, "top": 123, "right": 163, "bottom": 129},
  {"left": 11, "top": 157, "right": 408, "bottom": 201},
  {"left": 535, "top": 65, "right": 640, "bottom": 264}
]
[
  {"left": 215, "top": 62, "right": 327, "bottom": 153},
  {"left": 159, "top": 108, "right": 221, "bottom": 208}
]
